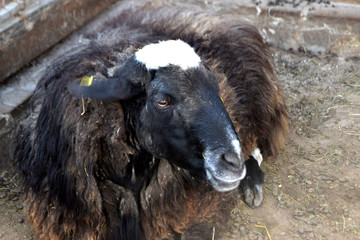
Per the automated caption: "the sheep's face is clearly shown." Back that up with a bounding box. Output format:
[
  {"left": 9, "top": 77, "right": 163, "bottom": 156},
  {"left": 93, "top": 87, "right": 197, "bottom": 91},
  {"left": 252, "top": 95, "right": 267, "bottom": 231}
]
[
  {"left": 136, "top": 66, "right": 246, "bottom": 192},
  {"left": 71, "top": 40, "right": 246, "bottom": 192}
]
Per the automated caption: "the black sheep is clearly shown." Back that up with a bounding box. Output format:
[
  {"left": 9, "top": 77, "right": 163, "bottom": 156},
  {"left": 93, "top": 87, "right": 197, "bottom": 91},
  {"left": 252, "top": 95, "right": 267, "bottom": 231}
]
[{"left": 15, "top": 3, "right": 288, "bottom": 240}]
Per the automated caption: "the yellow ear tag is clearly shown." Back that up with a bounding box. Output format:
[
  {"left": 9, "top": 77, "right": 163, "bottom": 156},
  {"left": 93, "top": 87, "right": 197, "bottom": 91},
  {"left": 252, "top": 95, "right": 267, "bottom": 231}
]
[
  {"left": 220, "top": 97, "right": 224, "bottom": 103},
  {"left": 80, "top": 75, "right": 94, "bottom": 87}
]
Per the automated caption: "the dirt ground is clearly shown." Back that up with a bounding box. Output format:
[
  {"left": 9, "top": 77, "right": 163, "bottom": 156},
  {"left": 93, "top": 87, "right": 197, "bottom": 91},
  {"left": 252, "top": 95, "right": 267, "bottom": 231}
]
[
  {"left": 0, "top": 41, "right": 359, "bottom": 240},
  {"left": 223, "top": 49, "right": 360, "bottom": 240}
]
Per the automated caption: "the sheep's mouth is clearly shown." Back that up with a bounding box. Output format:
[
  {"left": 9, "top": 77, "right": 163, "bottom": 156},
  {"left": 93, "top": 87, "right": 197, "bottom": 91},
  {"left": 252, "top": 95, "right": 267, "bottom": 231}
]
[
  {"left": 203, "top": 144, "right": 246, "bottom": 192},
  {"left": 205, "top": 166, "right": 246, "bottom": 192}
]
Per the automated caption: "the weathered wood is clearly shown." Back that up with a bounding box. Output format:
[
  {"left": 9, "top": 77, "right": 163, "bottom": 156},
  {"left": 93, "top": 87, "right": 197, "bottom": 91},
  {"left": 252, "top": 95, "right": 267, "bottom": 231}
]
[{"left": 0, "top": 0, "right": 117, "bottom": 82}]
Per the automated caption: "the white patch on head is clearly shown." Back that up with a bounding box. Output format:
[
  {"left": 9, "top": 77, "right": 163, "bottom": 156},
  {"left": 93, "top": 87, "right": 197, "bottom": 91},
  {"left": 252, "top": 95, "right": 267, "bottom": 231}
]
[
  {"left": 251, "top": 148, "right": 263, "bottom": 166},
  {"left": 135, "top": 39, "right": 201, "bottom": 70}
]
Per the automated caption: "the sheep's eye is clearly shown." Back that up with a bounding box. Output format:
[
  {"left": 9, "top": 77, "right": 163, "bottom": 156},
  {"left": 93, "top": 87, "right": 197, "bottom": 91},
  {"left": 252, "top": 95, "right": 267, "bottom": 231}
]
[{"left": 157, "top": 100, "right": 169, "bottom": 107}]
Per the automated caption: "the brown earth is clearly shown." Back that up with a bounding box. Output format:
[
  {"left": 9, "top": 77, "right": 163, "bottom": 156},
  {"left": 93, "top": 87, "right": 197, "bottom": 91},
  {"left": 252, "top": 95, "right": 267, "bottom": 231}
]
[
  {"left": 0, "top": 45, "right": 359, "bottom": 240},
  {"left": 223, "top": 49, "right": 360, "bottom": 240}
]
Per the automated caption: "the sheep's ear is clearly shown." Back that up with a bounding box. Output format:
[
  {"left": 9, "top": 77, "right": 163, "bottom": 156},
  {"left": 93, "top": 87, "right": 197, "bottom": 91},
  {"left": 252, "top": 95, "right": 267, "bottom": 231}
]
[{"left": 69, "top": 56, "right": 150, "bottom": 101}]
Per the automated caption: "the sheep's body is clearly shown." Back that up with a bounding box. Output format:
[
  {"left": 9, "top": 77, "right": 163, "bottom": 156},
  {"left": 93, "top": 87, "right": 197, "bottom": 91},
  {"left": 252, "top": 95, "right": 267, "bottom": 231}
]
[{"left": 15, "top": 3, "right": 287, "bottom": 240}]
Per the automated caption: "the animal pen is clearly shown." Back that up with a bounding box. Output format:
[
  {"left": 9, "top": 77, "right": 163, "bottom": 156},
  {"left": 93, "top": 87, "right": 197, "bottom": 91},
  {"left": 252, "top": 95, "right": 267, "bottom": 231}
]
[{"left": 0, "top": 0, "right": 359, "bottom": 239}]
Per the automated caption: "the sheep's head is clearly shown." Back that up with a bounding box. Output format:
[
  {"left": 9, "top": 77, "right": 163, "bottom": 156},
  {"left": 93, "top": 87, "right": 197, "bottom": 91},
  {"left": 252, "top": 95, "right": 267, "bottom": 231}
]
[{"left": 70, "top": 40, "right": 246, "bottom": 192}]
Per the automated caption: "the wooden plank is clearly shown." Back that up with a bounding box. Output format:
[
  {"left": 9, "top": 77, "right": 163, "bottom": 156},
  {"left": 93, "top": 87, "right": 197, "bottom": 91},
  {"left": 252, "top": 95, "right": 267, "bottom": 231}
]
[{"left": 0, "top": 0, "right": 117, "bottom": 82}]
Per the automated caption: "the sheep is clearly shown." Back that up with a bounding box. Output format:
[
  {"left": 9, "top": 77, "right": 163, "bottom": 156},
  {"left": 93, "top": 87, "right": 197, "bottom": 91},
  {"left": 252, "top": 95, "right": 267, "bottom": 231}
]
[{"left": 15, "top": 3, "right": 288, "bottom": 240}]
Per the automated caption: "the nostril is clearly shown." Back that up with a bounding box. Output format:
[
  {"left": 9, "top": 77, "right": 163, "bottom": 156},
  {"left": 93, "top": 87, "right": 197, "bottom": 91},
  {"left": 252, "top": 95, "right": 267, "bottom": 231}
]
[{"left": 222, "top": 151, "right": 241, "bottom": 169}]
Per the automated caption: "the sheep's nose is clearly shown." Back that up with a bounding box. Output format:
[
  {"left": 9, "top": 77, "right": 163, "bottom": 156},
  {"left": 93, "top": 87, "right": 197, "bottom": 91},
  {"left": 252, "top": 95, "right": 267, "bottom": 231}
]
[{"left": 222, "top": 151, "right": 241, "bottom": 170}]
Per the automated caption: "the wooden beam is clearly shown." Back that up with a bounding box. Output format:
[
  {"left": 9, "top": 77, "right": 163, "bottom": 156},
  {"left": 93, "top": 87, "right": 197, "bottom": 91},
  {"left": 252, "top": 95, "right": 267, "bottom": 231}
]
[{"left": 0, "top": 0, "right": 117, "bottom": 82}]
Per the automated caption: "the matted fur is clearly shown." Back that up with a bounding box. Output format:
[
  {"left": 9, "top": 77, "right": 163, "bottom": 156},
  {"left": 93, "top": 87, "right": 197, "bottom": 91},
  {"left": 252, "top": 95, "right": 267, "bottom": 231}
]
[{"left": 15, "top": 2, "right": 287, "bottom": 240}]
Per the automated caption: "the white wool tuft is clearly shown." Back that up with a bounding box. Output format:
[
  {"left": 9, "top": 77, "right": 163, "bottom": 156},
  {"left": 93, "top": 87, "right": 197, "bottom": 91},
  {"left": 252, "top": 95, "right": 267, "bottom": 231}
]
[
  {"left": 135, "top": 39, "right": 201, "bottom": 70},
  {"left": 251, "top": 148, "right": 263, "bottom": 166}
]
